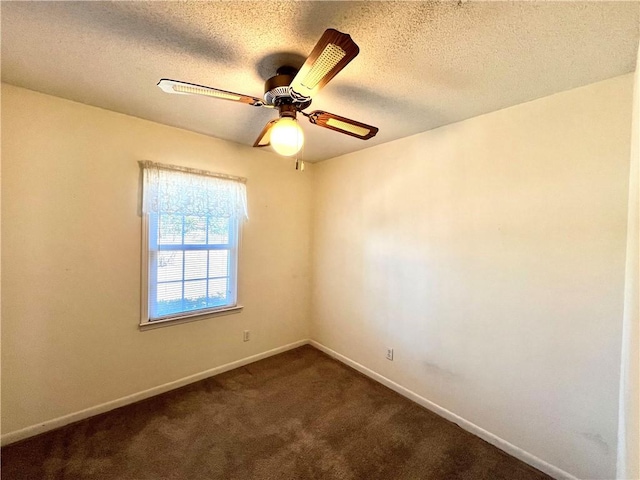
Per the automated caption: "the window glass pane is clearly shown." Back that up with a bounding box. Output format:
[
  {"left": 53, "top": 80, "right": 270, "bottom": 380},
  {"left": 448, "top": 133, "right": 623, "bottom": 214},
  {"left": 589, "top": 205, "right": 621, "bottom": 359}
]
[
  {"left": 184, "top": 280, "right": 207, "bottom": 312},
  {"left": 208, "top": 278, "right": 228, "bottom": 305},
  {"left": 158, "top": 214, "right": 183, "bottom": 245},
  {"left": 184, "top": 216, "right": 206, "bottom": 244},
  {"left": 184, "top": 280, "right": 206, "bottom": 300},
  {"left": 184, "top": 280, "right": 207, "bottom": 300},
  {"left": 156, "top": 282, "right": 183, "bottom": 317},
  {"left": 209, "top": 250, "right": 229, "bottom": 278},
  {"left": 157, "top": 251, "right": 183, "bottom": 282},
  {"left": 157, "top": 281, "right": 182, "bottom": 302},
  {"left": 208, "top": 217, "right": 230, "bottom": 245},
  {"left": 184, "top": 251, "right": 207, "bottom": 280}
]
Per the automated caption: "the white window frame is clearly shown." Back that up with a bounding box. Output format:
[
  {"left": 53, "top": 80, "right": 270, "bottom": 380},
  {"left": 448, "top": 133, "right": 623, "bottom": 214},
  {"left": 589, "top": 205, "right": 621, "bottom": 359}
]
[{"left": 139, "top": 162, "right": 245, "bottom": 330}]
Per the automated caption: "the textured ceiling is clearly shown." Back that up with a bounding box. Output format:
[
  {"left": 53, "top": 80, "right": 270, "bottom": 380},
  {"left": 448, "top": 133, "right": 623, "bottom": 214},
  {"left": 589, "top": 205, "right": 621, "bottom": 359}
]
[{"left": 2, "top": 1, "right": 639, "bottom": 162}]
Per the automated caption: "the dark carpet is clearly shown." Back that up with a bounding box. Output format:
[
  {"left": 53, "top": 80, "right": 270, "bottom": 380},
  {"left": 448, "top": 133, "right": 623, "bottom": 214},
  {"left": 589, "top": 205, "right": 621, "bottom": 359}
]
[{"left": 1, "top": 345, "right": 552, "bottom": 479}]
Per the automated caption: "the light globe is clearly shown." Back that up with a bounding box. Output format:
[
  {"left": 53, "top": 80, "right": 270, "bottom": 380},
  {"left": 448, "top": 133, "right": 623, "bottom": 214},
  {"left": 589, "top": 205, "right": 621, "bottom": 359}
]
[{"left": 270, "top": 117, "right": 304, "bottom": 156}]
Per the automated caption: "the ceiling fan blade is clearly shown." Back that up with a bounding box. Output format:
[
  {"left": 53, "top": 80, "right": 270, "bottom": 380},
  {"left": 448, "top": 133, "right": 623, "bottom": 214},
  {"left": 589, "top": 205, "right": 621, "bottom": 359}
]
[
  {"left": 158, "top": 79, "right": 265, "bottom": 106},
  {"left": 288, "top": 29, "right": 359, "bottom": 102},
  {"left": 253, "top": 119, "right": 278, "bottom": 147},
  {"left": 307, "top": 111, "right": 378, "bottom": 140}
]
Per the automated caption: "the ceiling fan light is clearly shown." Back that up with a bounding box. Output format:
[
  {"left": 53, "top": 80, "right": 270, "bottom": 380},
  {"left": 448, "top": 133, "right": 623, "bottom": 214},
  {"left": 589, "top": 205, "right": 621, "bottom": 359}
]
[{"left": 270, "top": 117, "right": 304, "bottom": 156}]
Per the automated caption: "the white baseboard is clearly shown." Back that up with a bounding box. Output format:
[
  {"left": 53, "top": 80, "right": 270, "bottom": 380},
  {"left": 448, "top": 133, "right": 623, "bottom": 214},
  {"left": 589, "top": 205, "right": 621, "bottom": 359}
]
[
  {"left": 0, "top": 337, "right": 579, "bottom": 480},
  {"left": 1, "top": 339, "right": 309, "bottom": 447},
  {"left": 309, "top": 340, "right": 577, "bottom": 480}
]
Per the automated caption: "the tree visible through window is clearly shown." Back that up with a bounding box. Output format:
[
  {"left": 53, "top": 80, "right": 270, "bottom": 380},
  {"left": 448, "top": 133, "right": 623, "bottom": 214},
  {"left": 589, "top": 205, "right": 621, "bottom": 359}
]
[{"left": 140, "top": 161, "right": 248, "bottom": 325}]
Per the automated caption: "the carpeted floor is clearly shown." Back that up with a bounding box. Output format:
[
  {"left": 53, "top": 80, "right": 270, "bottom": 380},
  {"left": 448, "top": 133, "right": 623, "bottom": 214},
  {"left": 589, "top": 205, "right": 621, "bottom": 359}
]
[{"left": 2, "top": 345, "right": 552, "bottom": 480}]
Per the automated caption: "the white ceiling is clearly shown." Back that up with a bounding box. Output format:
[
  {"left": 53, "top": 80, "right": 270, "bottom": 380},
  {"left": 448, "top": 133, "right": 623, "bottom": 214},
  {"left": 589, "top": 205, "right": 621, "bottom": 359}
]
[{"left": 2, "top": 1, "right": 638, "bottom": 162}]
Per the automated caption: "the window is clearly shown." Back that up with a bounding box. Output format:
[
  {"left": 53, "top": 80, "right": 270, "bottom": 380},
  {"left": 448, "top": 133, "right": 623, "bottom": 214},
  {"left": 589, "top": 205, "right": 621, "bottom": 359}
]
[{"left": 139, "top": 161, "right": 248, "bottom": 327}]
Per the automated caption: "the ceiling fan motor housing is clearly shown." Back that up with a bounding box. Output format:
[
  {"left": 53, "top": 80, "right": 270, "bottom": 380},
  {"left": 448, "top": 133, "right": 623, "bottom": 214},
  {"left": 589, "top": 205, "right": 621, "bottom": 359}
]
[{"left": 264, "top": 66, "right": 312, "bottom": 110}]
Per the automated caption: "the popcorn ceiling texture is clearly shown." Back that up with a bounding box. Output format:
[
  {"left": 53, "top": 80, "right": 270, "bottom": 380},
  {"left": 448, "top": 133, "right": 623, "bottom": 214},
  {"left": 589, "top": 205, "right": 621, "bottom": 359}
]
[{"left": 1, "top": 1, "right": 638, "bottom": 162}]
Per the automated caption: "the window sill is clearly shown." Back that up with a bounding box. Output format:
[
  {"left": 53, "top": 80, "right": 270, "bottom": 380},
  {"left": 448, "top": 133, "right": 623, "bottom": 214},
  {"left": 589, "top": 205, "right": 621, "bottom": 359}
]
[{"left": 139, "top": 305, "right": 244, "bottom": 331}]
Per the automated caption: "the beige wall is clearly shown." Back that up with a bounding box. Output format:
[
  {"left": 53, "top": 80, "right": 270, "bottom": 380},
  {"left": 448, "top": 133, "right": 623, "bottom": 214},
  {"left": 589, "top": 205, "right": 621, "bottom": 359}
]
[
  {"left": 2, "top": 74, "right": 635, "bottom": 479},
  {"left": 311, "top": 74, "right": 633, "bottom": 479},
  {"left": 1, "top": 84, "right": 313, "bottom": 434},
  {"left": 617, "top": 44, "right": 639, "bottom": 480}
]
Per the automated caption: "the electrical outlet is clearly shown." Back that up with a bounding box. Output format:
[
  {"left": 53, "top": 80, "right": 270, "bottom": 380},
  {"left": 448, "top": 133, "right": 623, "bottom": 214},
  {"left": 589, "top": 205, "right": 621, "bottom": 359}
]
[
  {"left": 386, "top": 347, "right": 394, "bottom": 361},
  {"left": 243, "top": 330, "right": 250, "bottom": 342}
]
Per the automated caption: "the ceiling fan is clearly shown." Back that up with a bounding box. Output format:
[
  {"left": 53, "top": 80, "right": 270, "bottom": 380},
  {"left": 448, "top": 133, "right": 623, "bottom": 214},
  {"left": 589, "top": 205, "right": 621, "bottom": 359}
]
[{"left": 157, "top": 29, "right": 379, "bottom": 164}]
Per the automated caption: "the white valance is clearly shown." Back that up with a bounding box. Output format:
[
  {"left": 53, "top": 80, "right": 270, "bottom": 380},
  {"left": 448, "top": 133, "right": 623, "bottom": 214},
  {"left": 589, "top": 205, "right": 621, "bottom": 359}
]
[{"left": 140, "top": 161, "right": 248, "bottom": 220}]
